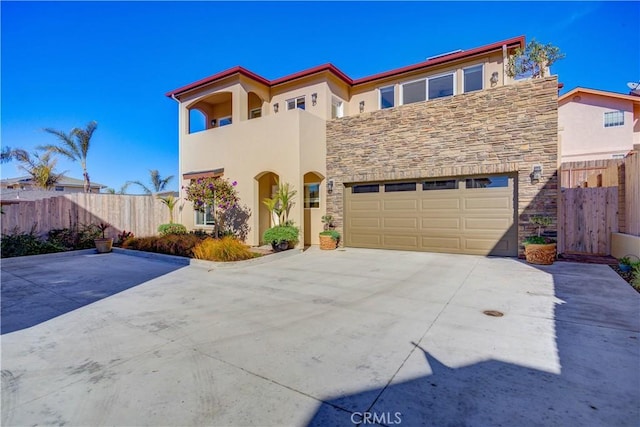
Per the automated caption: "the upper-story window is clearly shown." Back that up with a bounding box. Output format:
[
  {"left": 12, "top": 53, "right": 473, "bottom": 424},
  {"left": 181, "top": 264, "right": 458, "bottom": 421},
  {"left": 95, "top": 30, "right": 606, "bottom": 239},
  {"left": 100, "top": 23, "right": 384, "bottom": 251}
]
[
  {"left": 287, "top": 96, "right": 306, "bottom": 110},
  {"left": 380, "top": 86, "right": 395, "bottom": 109},
  {"left": 249, "top": 108, "right": 262, "bottom": 119},
  {"left": 463, "top": 65, "right": 483, "bottom": 93},
  {"left": 604, "top": 111, "right": 624, "bottom": 127},
  {"left": 55, "top": 186, "right": 64, "bottom": 191},
  {"left": 218, "top": 116, "right": 232, "bottom": 127},
  {"left": 331, "top": 98, "right": 344, "bottom": 119},
  {"left": 401, "top": 72, "right": 455, "bottom": 105}
]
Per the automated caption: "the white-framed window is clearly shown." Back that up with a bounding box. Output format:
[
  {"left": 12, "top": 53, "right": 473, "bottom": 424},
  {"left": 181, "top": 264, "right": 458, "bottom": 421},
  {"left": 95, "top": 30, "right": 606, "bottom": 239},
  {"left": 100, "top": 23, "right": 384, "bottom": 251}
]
[
  {"left": 195, "top": 204, "right": 215, "bottom": 226},
  {"left": 331, "top": 98, "right": 344, "bottom": 119},
  {"left": 304, "top": 183, "right": 320, "bottom": 208},
  {"left": 380, "top": 85, "right": 395, "bottom": 109},
  {"left": 604, "top": 111, "right": 624, "bottom": 127},
  {"left": 463, "top": 65, "right": 483, "bottom": 93},
  {"left": 218, "top": 116, "right": 232, "bottom": 127},
  {"left": 249, "top": 108, "right": 262, "bottom": 119},
  {"left": 286, "top": 96, "right": 306, "bottom": 110},
  {"left": 401, "top": 72, "right": 455, "bottom": 105}
]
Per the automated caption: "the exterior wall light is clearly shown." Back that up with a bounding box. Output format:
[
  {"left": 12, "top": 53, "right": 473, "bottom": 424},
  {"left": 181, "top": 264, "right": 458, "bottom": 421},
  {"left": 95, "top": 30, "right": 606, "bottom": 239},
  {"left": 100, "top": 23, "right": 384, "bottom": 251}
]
[
  {"left": 327, "top": 179, "right": 334, "bottom": 194},
  {"left": 210, "top": 119, "right": 216, "bottom": 127},
  {"left": 273, "top": 103, "right": 279, "bottom": 113},
  {"left": 311, "top": 93, "right": 317, "bottom": 106},
  {"left": 359, "top": 101, "right": 365, "bottom": 113},
  {"left": 531, "top": 165, "right": 542, "bottom": 183},
  {"left": 490, "top": 71, "right": 499, "bottom": 85}
]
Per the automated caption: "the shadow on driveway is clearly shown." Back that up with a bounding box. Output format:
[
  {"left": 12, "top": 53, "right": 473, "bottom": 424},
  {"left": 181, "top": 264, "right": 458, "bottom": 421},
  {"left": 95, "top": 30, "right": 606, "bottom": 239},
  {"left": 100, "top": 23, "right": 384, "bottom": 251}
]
[
  {"left": 306, "top": 261, "right": 640, "bottom": 426},
  {"left": 1, "top": 251, "right": 185, "bottom": 334}
]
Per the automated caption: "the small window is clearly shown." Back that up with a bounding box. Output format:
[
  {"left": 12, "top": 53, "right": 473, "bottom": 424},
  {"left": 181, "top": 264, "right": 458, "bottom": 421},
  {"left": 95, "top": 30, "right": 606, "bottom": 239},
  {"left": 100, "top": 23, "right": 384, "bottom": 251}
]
[
  {"left": 249, "top": 108, "right": 262, "bottom": 119},
  {"left": 6, "top": 185, "right": 13, "bottom": 189},
  {"left": 287, "top": 96, "right": 306, "bottom": 110},
  {"left": 604, "top": 111, "right": 624, "bottom": 127},
  {"left": 352, "top": 184, "right": 380, "bottom": 194},
  {"left": 304, "top": 183, "right": 320, "bottom": 208},
  {"left": 219, "top": 116, "right": 232, "bottom": 127},
  {"left": 54, "top": 186, "right": 64, "bottom": 191},
  {"left": 402, "top": 80, "right": 426, "bottom": 105},
  {"left": 464, "top": 65, "right": 483, "bottom": 93},
  {"left": 385, "top": 182, "right": 416, "bottom": 192},
  {"left": 428, "top": 74, "right": 454, "bottom": 99},
  {"left": 465, "top": 176, "right": 509, "bottom": 189},
  {"left": 331, "top": 98, "right": 344, "bottom": 119},
  {"left": 195, "top": 204, "right": 215, "bottom": 226},
  {"left": 380, "top": 86, "right": 395, "bottom": 109},
  {"left": 422, "top": 180, "right": 457, "bottom": 191}
]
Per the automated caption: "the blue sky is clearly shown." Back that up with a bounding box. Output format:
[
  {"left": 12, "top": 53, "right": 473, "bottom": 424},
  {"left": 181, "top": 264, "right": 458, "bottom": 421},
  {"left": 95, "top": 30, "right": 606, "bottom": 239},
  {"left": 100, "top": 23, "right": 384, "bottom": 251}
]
[{"left": 2, "top": 1, "right": 638, "bottom": 193}]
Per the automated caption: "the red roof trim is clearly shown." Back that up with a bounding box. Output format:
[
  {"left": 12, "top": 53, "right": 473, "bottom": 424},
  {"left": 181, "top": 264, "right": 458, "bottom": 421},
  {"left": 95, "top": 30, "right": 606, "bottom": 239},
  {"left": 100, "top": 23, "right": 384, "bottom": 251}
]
[
  {"left": 353, "top": 36, "right": 525, "bottom": 85},
  {"left": 166, "top": 36, "right": 525, "bottom": 98}
]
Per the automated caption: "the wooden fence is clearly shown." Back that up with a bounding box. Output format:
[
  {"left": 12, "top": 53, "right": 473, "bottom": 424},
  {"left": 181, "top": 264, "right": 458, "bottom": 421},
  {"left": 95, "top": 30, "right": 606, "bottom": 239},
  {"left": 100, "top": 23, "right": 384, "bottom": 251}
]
[
  {"left": 625, "top": 152, "right": 640, "bottom": 236},
  {"left": 560, "top": 159, "right": 623, "bottom": 188},
  {"left": 558, "top": 187, "right": 618, "bottom": 255},
  {"left": 1, "top": 193, "right": 170, "bottom": 239}
]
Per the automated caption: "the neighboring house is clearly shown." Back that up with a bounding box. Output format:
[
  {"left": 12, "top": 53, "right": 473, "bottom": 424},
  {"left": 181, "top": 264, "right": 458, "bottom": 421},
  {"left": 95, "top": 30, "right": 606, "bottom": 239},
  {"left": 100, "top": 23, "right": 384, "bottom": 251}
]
[
  {"left": 559, "top": 87, "right": 640, "bottom": 162},
  {"left": 0, "top": 176, "right": 106, "bottom": 201},
  {"left": 167, "top": 35, "right": 558, "bottom": 256}
]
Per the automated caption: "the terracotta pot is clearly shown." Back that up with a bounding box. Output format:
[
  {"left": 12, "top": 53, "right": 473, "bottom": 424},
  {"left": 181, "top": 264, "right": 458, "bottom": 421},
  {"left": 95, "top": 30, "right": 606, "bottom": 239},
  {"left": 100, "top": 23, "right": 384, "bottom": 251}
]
[
  {"left": 94, "top": 238, "right": 113, "bottom": 254},
  {"left": 319, "top": 235, "right": 338, "bottom": 250},
  {"left": 524, "top": 243, "right": 556, "bottom": 265}
]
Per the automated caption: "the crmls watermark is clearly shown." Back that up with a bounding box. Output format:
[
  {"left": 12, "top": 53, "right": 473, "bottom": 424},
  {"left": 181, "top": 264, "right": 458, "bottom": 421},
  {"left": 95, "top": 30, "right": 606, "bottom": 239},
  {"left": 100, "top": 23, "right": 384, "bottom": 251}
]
[{"left": 350, "top": 411, "right": 402, "bottom": 425}]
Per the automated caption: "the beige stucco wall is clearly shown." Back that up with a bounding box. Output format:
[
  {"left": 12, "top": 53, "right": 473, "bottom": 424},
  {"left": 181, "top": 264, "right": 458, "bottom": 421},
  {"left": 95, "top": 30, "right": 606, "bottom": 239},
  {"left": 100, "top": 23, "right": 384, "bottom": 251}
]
[
  {"left": 611, "top": 232, "right": 640, "bottom": 259},
  {"left": 178, "top": 109, "right": 326, "bottom": 246},
  {"left": 559, "top": 94, "right": 636, "bottom": 162}
]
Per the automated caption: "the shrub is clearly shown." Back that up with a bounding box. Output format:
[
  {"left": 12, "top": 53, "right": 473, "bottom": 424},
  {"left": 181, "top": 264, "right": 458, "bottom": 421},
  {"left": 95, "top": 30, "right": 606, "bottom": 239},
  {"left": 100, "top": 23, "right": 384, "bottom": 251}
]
[
  {"left": 262, "top": 225, "right": 299, "bottom": 245},
  {"left": 122, "top": 234, "right": 201, "bottom": 257},
  {"left": 319, "top": 230, "right": 341, "bottom": 241},
  {"left": 1, "top": 229, "right": 65, "bottom": 258},
  {"left": 115, "top": 230, "right": 134, "bottom": 247},
  {"left": 47, "top": 224, "right": 101, "bottom": 250},
  {"left": 192, "top": 236, "right": 256, "bottom": 262},
  {"left": 632, "top": 263, "right": 640, "bottom": 290},
  {"left": 158, "top": 223, "right": 187, "bottom": 236}
]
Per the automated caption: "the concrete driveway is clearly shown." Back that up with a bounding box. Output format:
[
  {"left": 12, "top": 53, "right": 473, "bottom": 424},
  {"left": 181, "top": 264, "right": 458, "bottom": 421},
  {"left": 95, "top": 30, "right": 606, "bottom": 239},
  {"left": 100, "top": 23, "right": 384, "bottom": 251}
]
[{"left": 1, "top": 248, "right": 638, "bottom": 426}]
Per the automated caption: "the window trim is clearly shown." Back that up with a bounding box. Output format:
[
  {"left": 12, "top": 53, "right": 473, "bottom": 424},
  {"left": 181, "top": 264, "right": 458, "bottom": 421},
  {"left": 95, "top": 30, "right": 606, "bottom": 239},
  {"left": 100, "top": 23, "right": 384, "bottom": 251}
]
[
  {"left": 286, "top": 96, "right": 306, "bottom": 111},
  {"left": 379, "top": 85, "right": 395, "bottom": 109},
  {"left": 463, "top": 64, "right": 484, "bottom": 93},
  {"left": 400, "top": 71, "right": 457, "bottom": 106},
  {"left": 603, "top": 110, "right": 624, "bottom": 128}
]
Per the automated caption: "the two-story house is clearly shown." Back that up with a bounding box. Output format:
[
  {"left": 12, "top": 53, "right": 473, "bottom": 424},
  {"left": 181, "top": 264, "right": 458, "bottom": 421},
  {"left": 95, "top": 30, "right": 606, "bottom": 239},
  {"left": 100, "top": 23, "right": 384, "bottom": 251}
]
[
  {"left": 558, "top": 87, "right": 640, "bottom": 162},
  {"left": 167, "top": 36, "right": 558, "bottom": 257}
]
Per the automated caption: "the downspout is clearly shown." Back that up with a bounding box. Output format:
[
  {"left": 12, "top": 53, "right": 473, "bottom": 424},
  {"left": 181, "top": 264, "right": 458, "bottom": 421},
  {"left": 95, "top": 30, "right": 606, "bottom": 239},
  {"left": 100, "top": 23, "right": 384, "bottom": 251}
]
[{"left": 171, "top": 93, "right": 184, "bottom": 226}]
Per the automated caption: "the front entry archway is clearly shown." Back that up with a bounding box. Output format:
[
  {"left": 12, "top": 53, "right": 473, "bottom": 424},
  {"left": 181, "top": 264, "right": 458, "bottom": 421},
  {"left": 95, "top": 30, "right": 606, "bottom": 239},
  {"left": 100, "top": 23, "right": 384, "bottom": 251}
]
[{"left": 255, "top": 171, "right": 280, "bottom": 245}]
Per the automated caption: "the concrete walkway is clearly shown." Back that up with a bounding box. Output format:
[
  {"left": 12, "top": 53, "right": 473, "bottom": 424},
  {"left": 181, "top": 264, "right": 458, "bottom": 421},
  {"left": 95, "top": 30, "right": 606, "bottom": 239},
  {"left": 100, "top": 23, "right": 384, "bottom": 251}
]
[{"left": 1, "top": 247, "right": 638, "bottom": 426}]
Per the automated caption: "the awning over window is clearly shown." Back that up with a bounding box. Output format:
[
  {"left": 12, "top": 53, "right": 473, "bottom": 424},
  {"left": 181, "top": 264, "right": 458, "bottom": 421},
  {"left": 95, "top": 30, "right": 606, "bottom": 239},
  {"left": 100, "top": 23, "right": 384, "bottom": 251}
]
[{"left": 182, "top": 168, "right": 224, "bottom": 180}]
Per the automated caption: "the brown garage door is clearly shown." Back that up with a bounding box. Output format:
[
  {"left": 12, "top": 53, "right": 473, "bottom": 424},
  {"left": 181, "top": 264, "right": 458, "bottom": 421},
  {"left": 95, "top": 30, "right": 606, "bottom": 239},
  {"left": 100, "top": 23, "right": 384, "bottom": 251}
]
[{"left": 344, "top": 175, "right": 517, "bottom": 256}]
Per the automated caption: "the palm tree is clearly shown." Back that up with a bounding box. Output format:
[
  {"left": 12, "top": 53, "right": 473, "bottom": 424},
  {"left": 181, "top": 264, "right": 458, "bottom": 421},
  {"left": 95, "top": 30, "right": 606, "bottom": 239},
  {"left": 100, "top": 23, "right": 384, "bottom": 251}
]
[
  {"left": 40, "top": 121, "right": 97, "bottom": 193},
  {"left": 11, "top": 148, "right": 66, "bottom": 190},
  {"left": 158, "top": 194, "right": 179, "bottom": 223},
  {"left": 129, "top": 170, "right": 174, "bottom": 195},
  {"left": 104, "top": 183, "right": 130, "bottom": 195}
]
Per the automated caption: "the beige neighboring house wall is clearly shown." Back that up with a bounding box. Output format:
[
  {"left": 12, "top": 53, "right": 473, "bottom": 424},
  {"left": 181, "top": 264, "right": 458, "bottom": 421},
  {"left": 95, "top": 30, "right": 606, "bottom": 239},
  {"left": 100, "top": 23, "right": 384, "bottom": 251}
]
[
  {"left": 167, "top": 36, "right": 529, "bottom": 248},
  {"left": 0, "top": 176, "right": 106, "bottom": 199},
  {"left": 559, "top": 88, "right": 640, "bottom": 162}
]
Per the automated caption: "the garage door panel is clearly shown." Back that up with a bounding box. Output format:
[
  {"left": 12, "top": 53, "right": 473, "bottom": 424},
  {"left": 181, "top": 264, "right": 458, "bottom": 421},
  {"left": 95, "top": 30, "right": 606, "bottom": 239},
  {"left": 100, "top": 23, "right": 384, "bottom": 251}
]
[
  {"left": 384, "top": 217, "right": 418, "bottom": 230},
  {"left": 350, "top": 200, "right": 382, "bottom": 212},
  {"left": 345, "top": 175, "right": 517, "bottom": 256},
  {"left": 383, "top": 235, "right": 419, "bottom": 249},
  {"left": 464, "top": 196, "right": 512, "bottom": 210},
  {"left": 383, "top": 199, "right": 418, "bottom": 211},
  {"left": 350, "top": 217, "right": 381, "bottom": 228},
  {"left": 421, "top": 198, "right": 460, "bottom": 210},
  {"left": 421, "top": 217, "right": 460, "bottom": 231},
  {"left": 465, "top": 217, "right": 513, "bottom": 231},
  {"left": 421, "top": 236, "right": 462, "bottom": 250}
]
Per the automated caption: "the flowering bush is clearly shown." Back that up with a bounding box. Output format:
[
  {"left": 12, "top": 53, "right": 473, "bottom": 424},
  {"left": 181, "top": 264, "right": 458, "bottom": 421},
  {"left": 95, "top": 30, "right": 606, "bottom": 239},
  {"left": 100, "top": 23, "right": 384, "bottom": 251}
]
[{"left": 184, "top": 177, "right": 240, "bottom": 237}]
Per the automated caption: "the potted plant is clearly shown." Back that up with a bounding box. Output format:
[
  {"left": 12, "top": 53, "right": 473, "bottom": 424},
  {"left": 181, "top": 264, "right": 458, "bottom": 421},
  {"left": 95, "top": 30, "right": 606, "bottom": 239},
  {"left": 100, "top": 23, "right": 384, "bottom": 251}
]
[
  {"left": 319, "top": 215, "right": 339, "bottom": 249},
  {"left": 262, "top": 224, "right": 299, "bottom": 252},
  {"left": 94, "top": 222, "right": 113, "bottom": 254},
  {"left": 523, "top": 215, "right": 556, "bottom": 265},
  {"left": 618, "top": 255, "right": 639, "bottom": 273},
  {"left": 319, "top": 230, "right": 340, "bottom": 250}
]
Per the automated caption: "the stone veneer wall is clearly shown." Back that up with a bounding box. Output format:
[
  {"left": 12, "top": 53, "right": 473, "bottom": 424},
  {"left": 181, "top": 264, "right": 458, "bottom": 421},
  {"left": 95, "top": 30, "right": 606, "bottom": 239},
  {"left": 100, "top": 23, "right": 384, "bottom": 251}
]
[{"left": 326, "top": 76, "right": 558, "bottom": 256}]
